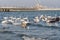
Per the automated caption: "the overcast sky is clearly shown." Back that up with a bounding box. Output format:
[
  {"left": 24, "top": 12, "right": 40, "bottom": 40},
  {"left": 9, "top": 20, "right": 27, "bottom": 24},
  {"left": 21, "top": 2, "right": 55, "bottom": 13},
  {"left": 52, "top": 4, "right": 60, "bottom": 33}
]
[{"left": 0, "top": 0, "right": 60, "bottom": 8}]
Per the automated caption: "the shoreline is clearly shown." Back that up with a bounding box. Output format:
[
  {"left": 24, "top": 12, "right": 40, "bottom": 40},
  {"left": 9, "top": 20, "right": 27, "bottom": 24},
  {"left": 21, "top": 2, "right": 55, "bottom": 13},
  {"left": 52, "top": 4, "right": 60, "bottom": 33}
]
[{"left": 0, "top": 8, "right": 60, "bottom": 12}]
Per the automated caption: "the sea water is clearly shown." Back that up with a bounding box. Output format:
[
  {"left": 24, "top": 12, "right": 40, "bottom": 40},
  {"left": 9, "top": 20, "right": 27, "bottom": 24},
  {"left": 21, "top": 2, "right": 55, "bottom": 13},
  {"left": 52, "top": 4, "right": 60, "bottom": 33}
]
[{"left": 0, "top": 10, "right": 60, "bottom": 40}]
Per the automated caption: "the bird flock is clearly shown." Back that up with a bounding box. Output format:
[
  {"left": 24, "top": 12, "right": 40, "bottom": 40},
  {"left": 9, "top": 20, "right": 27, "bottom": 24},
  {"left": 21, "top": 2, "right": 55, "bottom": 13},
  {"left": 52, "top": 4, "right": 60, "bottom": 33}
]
[{"left": 1, "top": 15, "right": 60, "bottom": 28}]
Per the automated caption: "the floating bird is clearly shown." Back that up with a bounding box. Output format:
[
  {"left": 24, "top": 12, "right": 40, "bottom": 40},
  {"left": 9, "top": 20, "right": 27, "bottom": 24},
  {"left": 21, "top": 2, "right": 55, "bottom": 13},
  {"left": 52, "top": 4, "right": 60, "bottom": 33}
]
[
  {"left": 21, "top": 20, "right": 27, "bottom": 28},
  {"left": 1, "top": 20, "right": 13, "bottom": 24},
  {"left": 40, "top": 15, "right": 60, "bottom": 23},
  {"left": 40, "top": 15, "right": 46, "bottom": 21},
  {"left": 2, "top": 17, "right": 14, "bottom": 24},
  {"left": 46, "top": 17, "right": 60, "bottom": 23},
  {"left": 20, "top": 17, "right": 30, "bottom": 28},
  {"left": 33, "top": 16, "right": 40, "bottom": 23}
]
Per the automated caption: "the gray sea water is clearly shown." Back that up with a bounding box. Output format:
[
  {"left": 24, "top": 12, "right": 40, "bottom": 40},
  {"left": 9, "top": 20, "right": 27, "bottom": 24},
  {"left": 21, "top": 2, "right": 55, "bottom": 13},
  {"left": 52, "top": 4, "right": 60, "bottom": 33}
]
[{"left": 0, "top": 10, "right": 60, "bottom": 40}]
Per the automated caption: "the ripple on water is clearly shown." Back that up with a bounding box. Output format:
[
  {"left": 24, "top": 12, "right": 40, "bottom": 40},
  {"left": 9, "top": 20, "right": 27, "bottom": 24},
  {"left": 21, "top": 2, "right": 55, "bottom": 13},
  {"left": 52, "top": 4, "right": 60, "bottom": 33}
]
[{"left": 0, "top": 11, "right": 60, "bottom": 40}]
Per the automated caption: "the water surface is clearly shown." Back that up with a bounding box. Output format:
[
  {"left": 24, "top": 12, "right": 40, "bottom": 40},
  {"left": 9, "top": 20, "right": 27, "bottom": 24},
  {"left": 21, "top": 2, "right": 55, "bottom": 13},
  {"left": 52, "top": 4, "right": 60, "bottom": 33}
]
[{"left": 0, "top": 10, "right": 60, "bottom": 40}]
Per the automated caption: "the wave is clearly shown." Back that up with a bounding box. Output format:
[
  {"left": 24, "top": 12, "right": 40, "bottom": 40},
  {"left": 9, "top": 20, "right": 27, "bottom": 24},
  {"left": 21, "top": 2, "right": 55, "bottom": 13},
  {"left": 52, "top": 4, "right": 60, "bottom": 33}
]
[
  {"left": 1, "top": 22, "right": 60, "bottom": 30},
  {"left": 27, "top": 23, "right": 60, "bottom": 29},
  {"left": 0, "top": 30, "right": 15, "bottom": 34},
  {"left": 17, "top": 34, "right": 60, "bottom": 40},
  {"left": 16, "top": 34, "right": 48, "bottom": 40}
]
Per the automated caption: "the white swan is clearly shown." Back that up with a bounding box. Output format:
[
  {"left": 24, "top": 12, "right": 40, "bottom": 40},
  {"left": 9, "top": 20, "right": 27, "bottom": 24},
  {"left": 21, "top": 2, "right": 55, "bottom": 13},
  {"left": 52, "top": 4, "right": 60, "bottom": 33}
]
[
  {"left": 2, "top": 17, "right": 14, "bottom": 24},
  {"left": 40, "top": 15, "right": 52, "bottom": 22},
  {"left": 40, "top": 15, "right": 46, "bottom": 21},
  {"left": 20, "top": 20, "right": 27, "bottom": 28},
  {"left": 2, "top": 17, "right": 8, "bottom": 24},
  {"left": 1, "top": 20, "right": 8, "bottom": 24},
  {"left": 13, "top": 17, "right": 29, "bottom": 26},
  {"left": 20, "top": 17, "right": 30, "bottom": 28},
  {"left": 33, "top": 16, "right": 40, "bottom": 23},
  {"left": 1, "top": 20, "right": 14, "bottom": 24},
  {"left": 12, "top": 17, "right": 21, "bottom": 25},
  {"left": 21, "top": 17, "right": 29, "bottom": 23}
]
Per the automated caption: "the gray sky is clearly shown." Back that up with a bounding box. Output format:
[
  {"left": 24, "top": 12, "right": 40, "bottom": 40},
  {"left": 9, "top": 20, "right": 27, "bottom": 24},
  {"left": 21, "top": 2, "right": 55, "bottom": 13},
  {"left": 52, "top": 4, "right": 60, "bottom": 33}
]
[{"left": 0, "top": 0, "right": 60, "bottom": 8}]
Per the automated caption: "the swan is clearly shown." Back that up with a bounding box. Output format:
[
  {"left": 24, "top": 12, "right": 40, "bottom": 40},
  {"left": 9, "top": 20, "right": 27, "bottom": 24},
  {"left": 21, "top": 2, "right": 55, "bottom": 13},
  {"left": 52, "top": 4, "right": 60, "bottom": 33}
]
[
  {"left": 1, "top": 17, "right": 14, "bottom": 24},
  {"left": 21, "top": 17, "right": 29, "bottom": 23},
  {"left": 40, "top": 15, "right": 46, "bottom": 21},
  {"left": 20, "top": 17, "right": 30, "bottom": 28},
  {"left": 1, "top": 20, "right": 13, "bottom": 24},
  {"left": 33, "top": 16, "right": 40, "bottom": 23},
  {"left": 13, "top": 17, "right": 29, "bottom": 26},
  {"left": 40, "top": 15, "right": 52, "bottom": 22},
  {"left": 1, "top": 20, "right": 8, "bottom": 24},
  {"left": 45, "top": 16, "right": 60, "bottom": 23},
  {"left": 2, "top": 17, "right": 8, "bottom": 24},
  {"left": 20, "top": 20, "right": 27, "bottom": 28},
  {"left": 12, "top": 17, "right": 21, "bottom": 25}
]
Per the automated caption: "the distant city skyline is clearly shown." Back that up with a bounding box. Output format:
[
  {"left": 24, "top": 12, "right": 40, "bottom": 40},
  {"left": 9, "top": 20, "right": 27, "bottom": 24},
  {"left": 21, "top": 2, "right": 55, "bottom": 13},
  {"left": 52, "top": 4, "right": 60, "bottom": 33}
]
[{"left": 0, "top": 0, "right": 60, "bottom": 8}]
